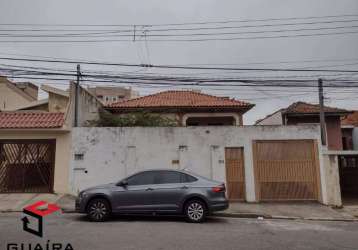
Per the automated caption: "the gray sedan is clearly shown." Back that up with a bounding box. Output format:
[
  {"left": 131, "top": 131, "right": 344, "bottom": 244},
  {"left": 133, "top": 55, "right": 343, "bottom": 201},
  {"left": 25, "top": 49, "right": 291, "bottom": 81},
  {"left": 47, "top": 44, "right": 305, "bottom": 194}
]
[{"left": 76, "top": 169, "right": 229, "bottom": 222}]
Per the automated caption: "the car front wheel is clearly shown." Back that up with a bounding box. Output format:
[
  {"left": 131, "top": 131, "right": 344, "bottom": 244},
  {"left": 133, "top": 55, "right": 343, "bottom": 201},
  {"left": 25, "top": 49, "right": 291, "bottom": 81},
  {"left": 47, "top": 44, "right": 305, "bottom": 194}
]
[
  {"left": 184, "top": 199, "right": 207, "bottom": 223},
  {"left": 87, "top": 198, "right": 111, "bottom": 222}
]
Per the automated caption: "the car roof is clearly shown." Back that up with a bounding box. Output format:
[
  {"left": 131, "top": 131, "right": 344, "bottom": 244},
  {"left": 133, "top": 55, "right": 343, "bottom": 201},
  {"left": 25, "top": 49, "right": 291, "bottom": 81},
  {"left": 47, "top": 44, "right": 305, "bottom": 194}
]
[{"left": 134, "top": 169, "right": 191, "bottom": 174}]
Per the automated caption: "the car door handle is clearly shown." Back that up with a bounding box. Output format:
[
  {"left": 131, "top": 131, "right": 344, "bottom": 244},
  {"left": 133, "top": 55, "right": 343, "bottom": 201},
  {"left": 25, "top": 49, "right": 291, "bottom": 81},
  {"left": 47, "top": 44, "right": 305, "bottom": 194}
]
[
  {"left": 181, "top": 186, "right": 188, "bottom": 189},
  {"left": 146, "top": 188, "right": 154, "bottom": 191}
]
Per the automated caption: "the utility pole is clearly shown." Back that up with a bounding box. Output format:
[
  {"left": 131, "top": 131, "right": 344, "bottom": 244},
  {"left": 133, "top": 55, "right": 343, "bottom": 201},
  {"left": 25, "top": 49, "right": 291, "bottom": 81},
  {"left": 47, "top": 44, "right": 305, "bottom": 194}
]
[
  {"left": 74, "top": 64, "right": 81, "bottom": 127},
  {"left": 318, "top": 78, "right": 327, "bottom": 146}
]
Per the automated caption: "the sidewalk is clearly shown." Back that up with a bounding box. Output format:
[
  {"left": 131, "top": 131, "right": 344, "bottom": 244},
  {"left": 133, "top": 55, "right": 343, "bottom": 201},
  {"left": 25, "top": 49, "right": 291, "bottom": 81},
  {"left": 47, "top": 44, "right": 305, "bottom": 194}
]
[
  {"left": 0, "top": 193, "right": 76, "bottom": 212},
  {"left": 217, "top": 202, "right": 358, "bottom": 221}
]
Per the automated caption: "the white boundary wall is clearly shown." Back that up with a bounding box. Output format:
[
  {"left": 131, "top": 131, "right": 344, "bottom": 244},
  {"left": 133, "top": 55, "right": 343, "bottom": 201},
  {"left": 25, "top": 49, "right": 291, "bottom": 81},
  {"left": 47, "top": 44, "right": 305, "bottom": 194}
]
[
  {"left": 70, "top": 126, "right": 329, "bottom": 203},
  {"left": 353, "top": 127, "right": 358, "bottom": 150}
]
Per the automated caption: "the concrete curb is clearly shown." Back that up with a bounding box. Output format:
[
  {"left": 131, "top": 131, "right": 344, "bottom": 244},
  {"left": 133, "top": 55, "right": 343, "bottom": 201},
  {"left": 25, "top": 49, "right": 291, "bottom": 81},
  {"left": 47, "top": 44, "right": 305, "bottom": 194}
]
[
  {"left": 61, "top": 208, "right": 77, "bottom": 213},
  {"left": 2, "top": 208, "right": 358, "bottom": 222},
  {"left": 214, "top": 212, "right": 358, "bottom": 222}
]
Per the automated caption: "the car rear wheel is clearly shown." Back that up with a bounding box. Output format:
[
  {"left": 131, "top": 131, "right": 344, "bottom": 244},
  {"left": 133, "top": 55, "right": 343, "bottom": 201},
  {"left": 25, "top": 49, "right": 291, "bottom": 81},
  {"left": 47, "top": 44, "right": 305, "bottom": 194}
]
[
  {"left": 87, "top": 198, "right": 111, "bottom": 222},
  {"left": 184, "top": 199, "right": 207, "bottom": 223}
]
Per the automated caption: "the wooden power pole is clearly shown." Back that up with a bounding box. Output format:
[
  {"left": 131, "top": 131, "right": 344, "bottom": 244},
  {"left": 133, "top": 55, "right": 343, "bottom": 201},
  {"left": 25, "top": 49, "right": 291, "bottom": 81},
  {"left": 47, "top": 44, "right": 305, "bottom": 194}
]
[{"left": 318, "top": 78, "right": 327, "bottom": 146}]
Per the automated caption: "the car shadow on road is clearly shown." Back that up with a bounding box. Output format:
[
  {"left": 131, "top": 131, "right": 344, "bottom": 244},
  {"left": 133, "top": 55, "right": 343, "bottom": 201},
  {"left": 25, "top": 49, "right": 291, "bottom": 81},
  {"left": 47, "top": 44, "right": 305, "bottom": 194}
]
[{"left": 73, "top": 214, "right": 226, "bottom": 224}]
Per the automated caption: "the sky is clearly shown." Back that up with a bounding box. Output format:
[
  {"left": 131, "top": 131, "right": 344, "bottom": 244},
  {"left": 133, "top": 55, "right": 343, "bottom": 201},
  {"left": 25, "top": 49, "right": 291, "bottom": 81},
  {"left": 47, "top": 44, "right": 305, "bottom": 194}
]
[{"left": 0, "top": 0, "right": 358, "bottom": 124}]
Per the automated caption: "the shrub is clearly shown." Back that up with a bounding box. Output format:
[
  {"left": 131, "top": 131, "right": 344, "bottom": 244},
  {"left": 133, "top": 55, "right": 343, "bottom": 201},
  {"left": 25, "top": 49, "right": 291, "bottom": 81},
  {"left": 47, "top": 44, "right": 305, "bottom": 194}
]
[{"left": 91, "top": 110, "right": 177, "bottom": 127}]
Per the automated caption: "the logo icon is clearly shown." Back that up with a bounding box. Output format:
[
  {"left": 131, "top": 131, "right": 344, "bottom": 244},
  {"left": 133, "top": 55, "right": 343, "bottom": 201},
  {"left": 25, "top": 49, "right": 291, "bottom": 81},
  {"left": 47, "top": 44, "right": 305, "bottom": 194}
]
[{"left": 22, "top": 201, "right": 61, "bottom": 237}]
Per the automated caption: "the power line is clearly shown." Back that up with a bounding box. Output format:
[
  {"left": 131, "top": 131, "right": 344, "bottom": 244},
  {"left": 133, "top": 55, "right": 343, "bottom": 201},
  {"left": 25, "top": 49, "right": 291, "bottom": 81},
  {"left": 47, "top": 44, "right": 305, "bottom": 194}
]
[
  {"left": 2, "top": 24, "right": 358, "bottom": 38},
  {"left": 1, "top": 51, "right": 358, "bottom": 68},
  {"left": 2, "top": 61, "right": 357, "bottom": 82},
  {"left": 1, "top": 56, "right": 358, "bottom": 73},
  {"left": 2, "top": 73, "right": 358, "bottom": 88},
  {"left": 2, "top": 19, "right": 358, "bottom": 35},
  {"left": 1, "top": 13, "right": 357, "bottom": 27},
  {"left": 0, "top": 30, "right": 357, "bottom": 43}
]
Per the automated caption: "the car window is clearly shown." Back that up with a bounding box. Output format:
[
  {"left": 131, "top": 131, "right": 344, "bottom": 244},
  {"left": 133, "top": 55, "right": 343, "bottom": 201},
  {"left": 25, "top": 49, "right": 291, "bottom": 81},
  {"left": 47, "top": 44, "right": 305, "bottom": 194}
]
[
  {"left": 154, "top": 171, "right": 182, "bottom": 184},
  {"left": 153, "top": 171, "right": 198, "bottom": 184},
  {"left": 126, "top": 171, "right": 156, "bottom": 186},
  {"left": 181, "top": 173, "right": 197, "bottom": 183}
]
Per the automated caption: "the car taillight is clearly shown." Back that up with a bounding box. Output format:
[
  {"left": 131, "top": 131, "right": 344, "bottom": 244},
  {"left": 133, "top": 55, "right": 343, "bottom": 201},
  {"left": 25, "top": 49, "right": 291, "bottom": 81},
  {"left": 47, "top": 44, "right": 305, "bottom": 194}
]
[{"left": 212, "top": 184, "right": 226, "bottom": 193}]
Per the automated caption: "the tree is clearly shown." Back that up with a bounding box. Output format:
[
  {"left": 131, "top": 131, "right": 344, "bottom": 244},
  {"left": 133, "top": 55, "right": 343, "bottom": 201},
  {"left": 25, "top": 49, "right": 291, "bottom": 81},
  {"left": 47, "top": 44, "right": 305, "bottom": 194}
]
[{"left": 90, "top": 110, "right": 177, "bottom": 127}]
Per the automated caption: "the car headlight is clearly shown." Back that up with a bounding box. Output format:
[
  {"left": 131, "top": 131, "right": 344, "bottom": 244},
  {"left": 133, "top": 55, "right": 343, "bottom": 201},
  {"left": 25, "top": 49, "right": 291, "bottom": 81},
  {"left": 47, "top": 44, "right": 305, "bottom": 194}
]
[{"left": 78, "top": 191, "right": 88, "bottom": 200}]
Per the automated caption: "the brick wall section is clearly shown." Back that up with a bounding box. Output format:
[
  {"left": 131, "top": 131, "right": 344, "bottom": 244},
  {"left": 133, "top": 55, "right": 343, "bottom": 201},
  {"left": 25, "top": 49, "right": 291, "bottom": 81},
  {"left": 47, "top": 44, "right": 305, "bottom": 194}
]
[
  {"left": 186, "top": 116, "right": 236, "bottom": 126},
  {"left": 286, "top": 116, "right": 343, "bottom": 150}
]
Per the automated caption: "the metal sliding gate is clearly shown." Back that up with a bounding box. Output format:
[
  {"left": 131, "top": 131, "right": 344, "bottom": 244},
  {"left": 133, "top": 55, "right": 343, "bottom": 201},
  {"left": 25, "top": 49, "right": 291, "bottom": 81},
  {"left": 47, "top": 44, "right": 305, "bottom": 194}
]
[{"left": 0, "top": 140, "right": 56, "bottom": 193}]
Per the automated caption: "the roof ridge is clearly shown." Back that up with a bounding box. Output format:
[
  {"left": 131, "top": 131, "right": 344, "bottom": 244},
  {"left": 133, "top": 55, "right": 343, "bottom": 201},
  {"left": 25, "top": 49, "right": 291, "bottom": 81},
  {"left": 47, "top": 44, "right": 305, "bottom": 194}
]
[
  {"left": 0, "top": 110, "right": 60, "bottom": 114},
  {"left": 108, "top": 91, "right": 163, "bottom": 107},
  {"left": 108, "top": 89, "right": 252, "bottom": 108},
  {"left": 284, "top": 101, "right": 350, "bottom": 114}
]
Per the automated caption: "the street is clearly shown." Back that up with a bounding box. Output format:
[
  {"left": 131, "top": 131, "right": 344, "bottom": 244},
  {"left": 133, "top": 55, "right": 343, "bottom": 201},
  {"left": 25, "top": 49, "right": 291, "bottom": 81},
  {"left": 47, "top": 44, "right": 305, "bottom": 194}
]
[{"left": 0, "top": 213, "right": 357, "bottom": 250}]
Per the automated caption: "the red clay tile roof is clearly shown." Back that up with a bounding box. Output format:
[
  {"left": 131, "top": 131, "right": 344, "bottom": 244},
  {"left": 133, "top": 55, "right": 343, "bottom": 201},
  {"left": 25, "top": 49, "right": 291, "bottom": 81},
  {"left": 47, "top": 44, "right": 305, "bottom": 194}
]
[
  {"left": 107, "top": 90, "right": 253, "bottom": 110},
  {"left": 283, "top": 102, "right": 350, "bottom": 115},
  {"left": 341, "top": 111, "right": 358, "bottom": 126},
  {"left": 0, "top": 112, "right": 65, "bottom": 129}
]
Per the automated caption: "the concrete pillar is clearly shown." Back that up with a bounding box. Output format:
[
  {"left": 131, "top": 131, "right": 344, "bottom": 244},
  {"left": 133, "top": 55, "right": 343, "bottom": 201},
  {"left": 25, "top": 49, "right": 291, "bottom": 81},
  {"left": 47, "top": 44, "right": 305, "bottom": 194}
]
[
  {"left": 243, "top": 141, "right": 256, "bottom": 202},
  {"left": 322, "top": 154, "right": 342, "bottom": 206}
]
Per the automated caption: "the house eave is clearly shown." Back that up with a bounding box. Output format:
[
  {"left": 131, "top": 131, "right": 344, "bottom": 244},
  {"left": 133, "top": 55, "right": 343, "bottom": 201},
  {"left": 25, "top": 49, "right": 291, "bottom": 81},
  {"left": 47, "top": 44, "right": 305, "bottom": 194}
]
[
  {"left": 0, "top": 128, "right": 70, "bottom": 133},
  {"left": 106, "top": 104, "right": 255, "bottom": 114},
  {"left": 284, "top": 112, "right": 352, "bottom": 117}
]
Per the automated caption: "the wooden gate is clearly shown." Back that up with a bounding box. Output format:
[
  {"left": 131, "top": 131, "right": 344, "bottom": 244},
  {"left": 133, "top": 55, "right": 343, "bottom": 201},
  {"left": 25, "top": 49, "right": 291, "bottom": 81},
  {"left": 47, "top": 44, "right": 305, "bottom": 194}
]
[
  {"left": 225, "top": 147, "right": 245, "bottom": 201},
  {"left": 253, "top": 140, "right": 320, "bottom": 201},
  {"left": 0, "top": 140, "right": 56, "bottom": 193}
]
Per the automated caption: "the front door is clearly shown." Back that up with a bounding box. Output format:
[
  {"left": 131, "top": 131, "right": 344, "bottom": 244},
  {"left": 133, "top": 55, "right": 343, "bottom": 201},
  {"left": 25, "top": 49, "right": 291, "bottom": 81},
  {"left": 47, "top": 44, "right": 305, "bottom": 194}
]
[{"left": 225, "top": 147, "right": 245, "bottom": 201}]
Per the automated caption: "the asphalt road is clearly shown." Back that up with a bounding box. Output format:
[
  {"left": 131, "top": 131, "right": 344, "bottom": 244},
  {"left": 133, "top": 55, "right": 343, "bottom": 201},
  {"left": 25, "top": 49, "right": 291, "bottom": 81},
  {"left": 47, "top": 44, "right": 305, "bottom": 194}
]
[{"left": 0, "top": 213, "right": 358, "bottom": 250}]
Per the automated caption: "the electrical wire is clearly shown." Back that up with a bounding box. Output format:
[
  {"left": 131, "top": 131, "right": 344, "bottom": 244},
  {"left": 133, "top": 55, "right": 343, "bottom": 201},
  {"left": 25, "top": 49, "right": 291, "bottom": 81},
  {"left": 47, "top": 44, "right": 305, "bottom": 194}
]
[
  {"left": 1, "top": 56, "right": 358, "bottom": 73},
  {"left": 1, "top": 13, "right": 357, "bottom": 27}
]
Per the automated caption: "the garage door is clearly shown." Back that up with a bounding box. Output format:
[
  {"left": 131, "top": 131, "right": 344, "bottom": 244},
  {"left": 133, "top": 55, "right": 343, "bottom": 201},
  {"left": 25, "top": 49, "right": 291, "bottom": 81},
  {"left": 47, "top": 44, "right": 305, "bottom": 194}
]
[
  {"left": 0, "top": 140, "right": 56, "bottom": 193},
  {"left": 253, "top": 140, "right": 320, "bottom": 201}
]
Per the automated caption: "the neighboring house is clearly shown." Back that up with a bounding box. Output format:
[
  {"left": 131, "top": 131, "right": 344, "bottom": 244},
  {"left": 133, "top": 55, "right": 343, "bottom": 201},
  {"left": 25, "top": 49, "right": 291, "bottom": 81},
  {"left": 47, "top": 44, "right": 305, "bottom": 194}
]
[
  {"left": 105, "top": 90, "right": 254, "bottom": 126},
  {"left": 68, "top": 81, "right": 104, "bottom": 126},
  {"left": 87, "top": 86, "right": 139, "bottom": 104},
  {"left": 0, "top": 76, "right": 38, "bottom": 111},
  {"left": 17, "top": 84, "right": 69, "bottom": 113},
  {"left": 341, "top": 111, "right": 358, "bottom": 150},
  {"left": 17, "top": 82, "right": 103, "bottom": 127},
  {"left": 42, "top": 85, "right": 69, "bottom": 112},
  {"left": 0, "top": 81, "right": 104, "bottom": 195},
  {"left": 0, "top": 112, "right": 70, "bottom": 194},
  {"left": 255, "top": 101, "right": 352, "bottom": 150}
]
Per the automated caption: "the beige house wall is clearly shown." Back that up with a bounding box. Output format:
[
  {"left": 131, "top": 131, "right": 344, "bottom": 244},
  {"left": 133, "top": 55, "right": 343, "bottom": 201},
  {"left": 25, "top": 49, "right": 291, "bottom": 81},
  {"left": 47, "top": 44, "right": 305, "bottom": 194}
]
[
  {"left": 0, "top": 130, "right": 71, "bottom": 194},
  {"left": 0, "top": 82, "right": 33, "bottom": 111},
  {"left": 68, "top": 82, "right": 103, "bottom": 126},
  {"left": 48, "top": 92, "right": 69, "bottom": 113},
  {"left": 25, "top": 103, "right": 49, "bottom": 111}
]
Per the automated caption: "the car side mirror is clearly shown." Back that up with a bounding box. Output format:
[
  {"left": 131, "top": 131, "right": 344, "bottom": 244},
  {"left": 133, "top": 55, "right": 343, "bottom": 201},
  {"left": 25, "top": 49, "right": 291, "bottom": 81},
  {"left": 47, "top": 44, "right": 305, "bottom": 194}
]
[{"left": 117, "top": 180, "right": 128, "bottom": 186}]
